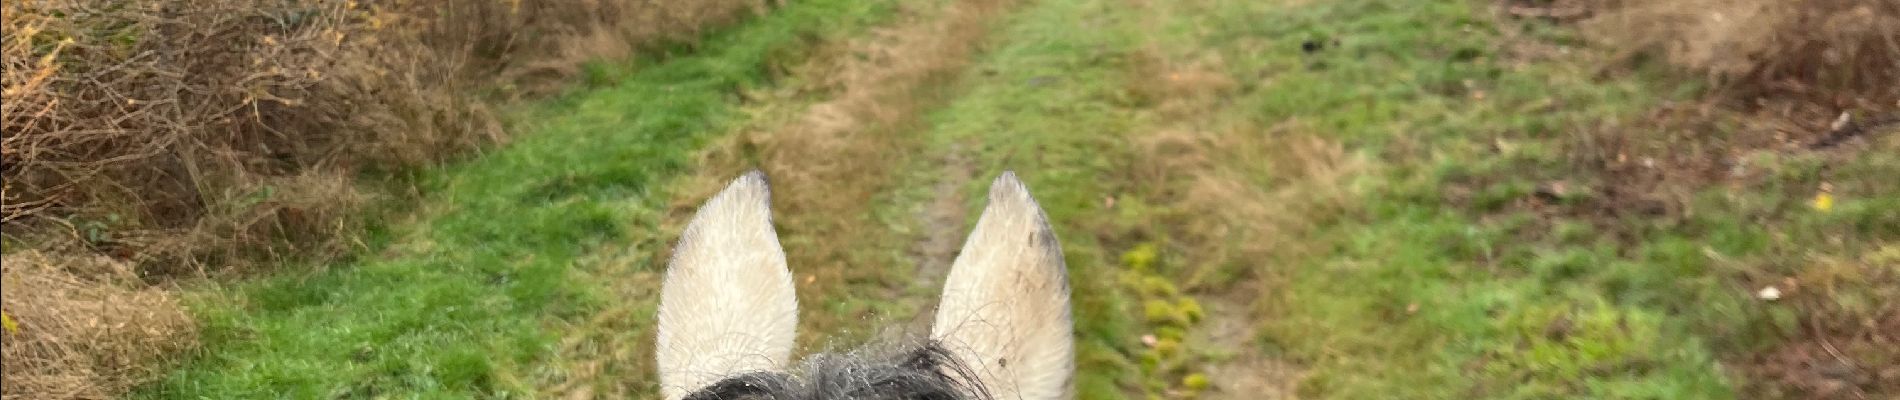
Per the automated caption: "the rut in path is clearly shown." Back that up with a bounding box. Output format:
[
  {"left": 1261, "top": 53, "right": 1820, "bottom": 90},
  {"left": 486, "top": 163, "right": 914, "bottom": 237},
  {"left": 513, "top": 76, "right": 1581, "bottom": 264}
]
[
  {"left": 900, "top": 142, "right": 977, "bottom": 333},
  {"left": 1196, "top": 290, "right": 1303, "bottom": 399}
]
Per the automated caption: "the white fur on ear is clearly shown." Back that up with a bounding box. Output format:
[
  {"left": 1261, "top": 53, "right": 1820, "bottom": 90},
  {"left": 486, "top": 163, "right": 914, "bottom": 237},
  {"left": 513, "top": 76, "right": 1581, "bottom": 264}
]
[
  {"left": 932, "top": 171, "right": 1075, "bottom": 400},
  {"left": 657, "top": 171, "right": 798, "bottom": 400}
]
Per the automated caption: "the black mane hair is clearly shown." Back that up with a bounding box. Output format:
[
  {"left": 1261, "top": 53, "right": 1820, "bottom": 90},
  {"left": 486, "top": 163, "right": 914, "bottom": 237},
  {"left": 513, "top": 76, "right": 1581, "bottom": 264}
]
[{"left": 681, "top": 341, "right": 991, "bottom": 400}]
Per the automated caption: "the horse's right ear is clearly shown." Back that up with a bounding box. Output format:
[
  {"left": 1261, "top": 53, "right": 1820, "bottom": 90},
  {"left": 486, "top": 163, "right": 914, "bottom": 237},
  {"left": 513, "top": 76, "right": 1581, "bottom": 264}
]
[
  {"left": 931, "top": 172, "right": 1074, "bottom": 400},
  {"left": 656, "top": 171, "right": 799, "bottom": 400}
]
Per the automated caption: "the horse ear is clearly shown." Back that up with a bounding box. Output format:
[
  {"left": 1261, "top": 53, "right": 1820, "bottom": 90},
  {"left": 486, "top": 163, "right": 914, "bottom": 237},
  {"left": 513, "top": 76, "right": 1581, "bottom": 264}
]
[
  {"left": 657, "top": 171, "right": 799, "bottom": 400},
  {"left": 931, "top": 171, "right": 1074, "bottom": 400}
]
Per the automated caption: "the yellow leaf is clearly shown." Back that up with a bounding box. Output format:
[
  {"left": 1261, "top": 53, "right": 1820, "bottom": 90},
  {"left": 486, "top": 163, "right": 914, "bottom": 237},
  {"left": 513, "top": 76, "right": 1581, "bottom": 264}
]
[
  {"left": 1812, "top": 193, "right": 1834, "bottom": 212},
  {"left": 2, "top": 311, "right": 18, "bottom": 334}
]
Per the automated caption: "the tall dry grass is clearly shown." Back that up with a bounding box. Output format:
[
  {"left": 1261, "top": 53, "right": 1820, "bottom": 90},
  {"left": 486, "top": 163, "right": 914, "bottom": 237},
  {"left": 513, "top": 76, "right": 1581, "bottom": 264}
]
[
  {"left": 0, "top": 250, "right": 194, "bottom": 400},
  {"left": 1122, "top": 47, "right": 1372, "bottom": 290},
  {"left": 1584, "top": 0, "right": 1900, "bottom": 107},
  {"left": 1, "top": 0, "right": 761, "bottom": 397},
  {"left": 1, "top": 0, "right": 766, "bottom": 272}
]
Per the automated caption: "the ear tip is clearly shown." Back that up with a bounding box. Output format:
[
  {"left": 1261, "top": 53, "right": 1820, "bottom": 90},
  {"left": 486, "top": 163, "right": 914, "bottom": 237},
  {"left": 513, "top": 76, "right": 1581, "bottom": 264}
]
[
  {"left": 986, "top": 170, "right": 1032, "bottom": 203},
  {"left": 736, "top": 169, "right": 769, "bottom": 192},
  {"left": 678, "top": 171, "right": 775, "bottom": 246},
  {"left": 713, "top": 170, "right": 772, "bottom": 207},
  {"left": 741, "top": 169, "right": 768, "bottom": 185}
]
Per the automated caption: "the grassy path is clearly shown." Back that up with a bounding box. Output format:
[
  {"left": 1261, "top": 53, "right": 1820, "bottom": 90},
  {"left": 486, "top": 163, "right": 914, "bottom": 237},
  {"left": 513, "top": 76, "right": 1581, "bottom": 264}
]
[
  {"left": 142, "top": 0, "right": 1900, "bottom": 398},
  {"left": 136, "top": 1, "right": 900, "bottom": 396}
]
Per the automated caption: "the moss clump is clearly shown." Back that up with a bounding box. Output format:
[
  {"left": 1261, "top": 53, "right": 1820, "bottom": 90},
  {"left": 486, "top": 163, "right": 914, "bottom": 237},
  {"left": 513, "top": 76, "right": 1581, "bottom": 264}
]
[
  {"left": 1177, "top": 297, "right": 1204, "bottom": 323},
  {"left": 1122, "top": 242, "right": 1212, "bottom": 398},
  {"left": 1144, "top": 299, "right": 1180, "bottom": 325},
  {"left": 1122, "top": 243, "right": 1160, "bottom": 271},
  {"left": 1138, "top": 275, "right": 1179, "bottom": 297},
  {"left": 1154, "top": 337, "right": 1182, "bottom": 357},
  {"left": 1183, "top": 373, "right": 1211, "bottom": 390}
]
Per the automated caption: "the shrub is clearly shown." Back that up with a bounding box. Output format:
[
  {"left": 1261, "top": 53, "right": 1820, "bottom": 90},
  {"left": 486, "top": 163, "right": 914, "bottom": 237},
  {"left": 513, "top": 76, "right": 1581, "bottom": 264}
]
[
  {"left": 1, "top": 0, "right": 764, "bottom": 270},
  {"left": 0, "top": 0, "right": 763, "bottom": 396}
]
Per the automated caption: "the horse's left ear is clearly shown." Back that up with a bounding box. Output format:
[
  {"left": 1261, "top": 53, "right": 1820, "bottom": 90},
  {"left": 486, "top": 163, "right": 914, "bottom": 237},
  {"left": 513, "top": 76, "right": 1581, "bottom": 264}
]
[
  {"left": 931, "top": 171, "right": 1074, "bottom": 400},
  {"left": 656, "top": 171, "right": 799, "bottom": 400}
]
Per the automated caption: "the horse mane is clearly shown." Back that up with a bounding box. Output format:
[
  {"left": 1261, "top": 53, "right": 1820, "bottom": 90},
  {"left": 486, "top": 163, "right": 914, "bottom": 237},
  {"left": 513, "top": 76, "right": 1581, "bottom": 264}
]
[{"left": 681, "top": 340, "right": 992, "bottom": 400}]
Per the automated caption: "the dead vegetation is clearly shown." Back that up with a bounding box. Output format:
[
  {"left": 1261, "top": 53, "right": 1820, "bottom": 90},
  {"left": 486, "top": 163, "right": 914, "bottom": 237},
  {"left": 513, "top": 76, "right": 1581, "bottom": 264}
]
[
  {"left": 1582, "top": 0, "right": 1899, "bottom": 107},
  {"left": 2, "top": 0, "right": 763, "bottom": 397},
  {"left": 2, "top": 0, "right": 491, "bottom": 270},
  {"left": 1120, "top": 39, "right": 1372, "bottom": 293},
  {"left": 1, "top": 0, "right": 768, "bottom": 272},
  {"left": 1741, "top": 245, "right": 1900, "bottom": 399},
  {"left": 1554, "top": 0, "right": 1900, "bottom": 258},
  {"left": 1, "top": 250, "right": 194, "bottom": 400}
]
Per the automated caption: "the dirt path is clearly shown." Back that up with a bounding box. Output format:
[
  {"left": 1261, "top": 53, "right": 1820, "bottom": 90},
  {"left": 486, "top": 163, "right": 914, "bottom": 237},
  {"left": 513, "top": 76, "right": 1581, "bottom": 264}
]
[
  {"left": 668, "top": 0, "right": 1019, "bottom": 349},
  {"left": 902, "top": 142, "right": 977, "bottom": 332},
  {"left": 1116, "top": 0, "right": 1307, "bottom": 397},
  {"left": 544, "top": 0, "right": 1022, "bottom": 396},
  {"left": 1198, "top": 292, "right": 1303, "bottom": 399}
]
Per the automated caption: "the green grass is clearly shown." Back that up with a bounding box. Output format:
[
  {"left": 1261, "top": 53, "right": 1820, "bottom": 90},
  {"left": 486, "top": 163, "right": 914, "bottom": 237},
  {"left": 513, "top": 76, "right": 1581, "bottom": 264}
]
[
  {"left": 136, "top": 0, "right": 1899, "bottom": 397},
  {"left": 901, "top": 0, "right": 1148, "bottom": 395},
  {"left": 1168, "top": 0, "right": 1899, "bottom": 399},
  {"left": 904, "top": 0, "right": 1896, "bottom": 398},
  {"left": 135, "top": 0, "right": 895, "bottom": 397},
  {"left": 1164, "top": 0, "right": 1739, "bottom": 397}
]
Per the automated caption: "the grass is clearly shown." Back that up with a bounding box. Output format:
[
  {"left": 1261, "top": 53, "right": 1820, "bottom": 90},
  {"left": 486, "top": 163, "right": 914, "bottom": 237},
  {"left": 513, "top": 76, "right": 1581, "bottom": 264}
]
[
  {"left": 669, "top": 0, "right": 1023, "bottom": 354},
  {"left": 891, "top": 0, "right": 1210, "bottom": 396},
  {"left": 1149, "top": 0, "right": 1740, "bottom": 397},
  {"left": 130, "top": 0, "right": 1898, "bottom": 397},
  {"left": 902, "top": 0, "right": 1895, "bottom": 398},
  {"left": 1158, "top": 0, "right": 1899, "bottom": 398},
  {"left": 133, "top": 0, "right": 896, "bottom": 396}
]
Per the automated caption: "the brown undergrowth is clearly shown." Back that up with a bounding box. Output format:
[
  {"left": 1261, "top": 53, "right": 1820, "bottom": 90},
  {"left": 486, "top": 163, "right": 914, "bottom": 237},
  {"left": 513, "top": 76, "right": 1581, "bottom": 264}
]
[
  {"left": 1582, "top": 0, "right": 1899, "bottom": 108},
  {"left": 0, "top": 250, "right": 193, "bottom": 400},
  {"left": 1, "top": 0, "right": 767, "bottom": 273},
  {"left": 1, "top": 0, "right": 762, "bottom": 397}
]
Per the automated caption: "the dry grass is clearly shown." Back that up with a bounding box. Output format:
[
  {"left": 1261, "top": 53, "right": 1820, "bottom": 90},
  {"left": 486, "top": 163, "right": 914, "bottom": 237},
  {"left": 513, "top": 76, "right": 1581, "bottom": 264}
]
[
  {"left": 1, "top": 0, "right": 767, "bottom": 271},
  {"left": 1123, "top": 47, "right": 1370, "bottom": 290},
  {"left": 461, "top": 0, "right": 772, "bottom": 91},
  {"left": 670, "top": 0, "right": 1014, "bottom": 349},
  {"left": 1120, "top": 32, "right": 1363, "bottom": 395},
  {"left": 1132, "top": 124, "right": 1366, "bottom": 280},
  {"left": 1, "top": 0, "right": 486, "bottom": 270},
  {"left": 1583, "top": 0, "right": 1900, "bottom": 107},
  {"left": 1, "top": 250, "right": 195, "bottom": 400}
]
